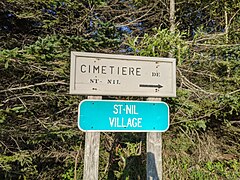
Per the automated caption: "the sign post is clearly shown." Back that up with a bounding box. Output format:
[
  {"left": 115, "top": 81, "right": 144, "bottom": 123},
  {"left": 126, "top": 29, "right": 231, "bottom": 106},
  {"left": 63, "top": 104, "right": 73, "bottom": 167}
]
[
  {"left": 147, "top": 97, "right": 163, "bottom": 180},
  {"left": 82, "top": 96, "right": 101, "bottom": 180}
]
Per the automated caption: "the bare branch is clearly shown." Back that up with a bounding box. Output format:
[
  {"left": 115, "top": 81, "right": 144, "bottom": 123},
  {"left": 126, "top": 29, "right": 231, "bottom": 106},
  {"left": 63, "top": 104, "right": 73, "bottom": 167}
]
[{"left": 0, "top": 81, "right": 68, "bottom": 93}]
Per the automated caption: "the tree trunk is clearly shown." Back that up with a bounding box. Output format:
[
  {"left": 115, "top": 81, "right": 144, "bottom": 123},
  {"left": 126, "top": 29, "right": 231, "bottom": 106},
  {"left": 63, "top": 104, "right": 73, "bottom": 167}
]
[{"left": 169, "top": 0, "right": 175, "bottom": 33}]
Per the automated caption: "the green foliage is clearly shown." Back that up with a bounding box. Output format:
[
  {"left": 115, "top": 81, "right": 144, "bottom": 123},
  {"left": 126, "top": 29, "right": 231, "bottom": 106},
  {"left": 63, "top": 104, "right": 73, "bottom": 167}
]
[
  {"left": 164, "top": 132, "right": 240, "bottom": 180},
  {"left": 1, "top": 0, "right": 121, "bottom": 49},
  {"left": 0, "top": 151, "right": 38, "bottom": 179},
  {"left": 0, "top": 0, "right": 239, "bottom": 179},
  {"left": 0, "top": 32, "right": 104, "bottom": 179},
  {"left": 61, "top": 159, "right": 83, "bottom": 180},
  {"left": 111, "top": 141, "right": 145, "bottom": 180},
  {"left": 128, "top": 28, "right": 189, "bottom": 64},
  {"left": 0, "top": 104, "right": 7, "bottom": 123},
  {"left": 204, "top": 160, "right": 240, "bottom": 179},
  {"left": 114, "top": 142, "right": 141, "bottom": 178}
]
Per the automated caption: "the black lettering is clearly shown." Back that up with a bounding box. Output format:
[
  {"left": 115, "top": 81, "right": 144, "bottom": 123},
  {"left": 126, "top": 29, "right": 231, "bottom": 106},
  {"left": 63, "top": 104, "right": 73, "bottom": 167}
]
[
  {"left": 80, "top": 64, "right": 86, "bottom": 73},
  {"left": 107, "top": 79, "right": 112, "bottom": 84},
  {"left": 88, "top": 65, "right": 91, "bottom": 73},
  {"left": 129, "top": 67, "right": 134, "bottom": 75},
  {"left": 81, "top": 65, "right": 142, "bottom": 76},
  {"left": 102, "top": 66, "right": 106, "bottom": 74},
  {"left": 136, "top": 68, "right": 141, "bottom": 76},
  {"left": 122, "top": 66, "right": 127, "bottom": 75},
  {"left": 90, "top": 79, "right": 99, "bottom": 83},
  {"left": 109, "top": 66, "right": 114, "bottom": 74},
  {"left": 93, "top": 66, "right": 100, "bottom": 73},
  {"left": 152, "top": 72, "right": 161, "bottom": 77},
  {"left": 117, "top": 67, "right": 120, "bottom": 75}
]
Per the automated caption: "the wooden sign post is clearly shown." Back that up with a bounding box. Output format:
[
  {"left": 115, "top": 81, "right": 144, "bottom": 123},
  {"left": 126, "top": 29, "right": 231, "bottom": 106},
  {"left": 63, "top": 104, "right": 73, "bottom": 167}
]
[
  {"left": 147, "top": 97, "right": 162, "bottom": 180},
  {"left": 83, "top": 96, "right": 101, "bottom": 180}
]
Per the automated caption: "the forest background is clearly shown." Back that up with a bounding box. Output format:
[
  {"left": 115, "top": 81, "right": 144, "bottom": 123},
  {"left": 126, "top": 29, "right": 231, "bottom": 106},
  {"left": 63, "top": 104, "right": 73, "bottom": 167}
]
[{"left": 0, "top": 0, "right": 239, "bottom": 179}]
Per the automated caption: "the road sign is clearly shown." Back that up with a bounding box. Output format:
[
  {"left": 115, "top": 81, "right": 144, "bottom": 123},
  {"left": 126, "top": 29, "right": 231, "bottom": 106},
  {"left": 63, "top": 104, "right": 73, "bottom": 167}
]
[
  {"left": 78, "top": 100, "right": 169, "bottom": 132},
  {"left": 70, "top": 52, "right": 176, "bottom": 97}
]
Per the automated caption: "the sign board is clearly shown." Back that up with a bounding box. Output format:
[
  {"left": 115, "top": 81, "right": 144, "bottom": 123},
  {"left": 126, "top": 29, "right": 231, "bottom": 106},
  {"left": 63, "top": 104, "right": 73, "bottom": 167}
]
[
  {"left": 78, "top": 100, "right": 169, "bottom": 132},
  {"left": 70, "top": 52, "right": 176, "bottom": 97}
]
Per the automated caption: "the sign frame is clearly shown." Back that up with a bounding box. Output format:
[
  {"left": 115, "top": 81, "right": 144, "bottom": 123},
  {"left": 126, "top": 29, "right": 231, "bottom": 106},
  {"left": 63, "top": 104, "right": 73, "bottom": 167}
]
[
  {"left": 78, "top": 99, "right": 170, "bottom": 132},
  {"left": 70, "top": 51, "right": 176, "bottom": 97}
]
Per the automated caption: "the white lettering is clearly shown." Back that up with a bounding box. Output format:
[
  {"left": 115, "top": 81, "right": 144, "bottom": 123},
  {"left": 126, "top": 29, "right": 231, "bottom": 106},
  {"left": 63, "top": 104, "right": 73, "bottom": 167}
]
[
  {"left": 127, "top": 118, "right": 132, "bottom": 127},
  {"left": 113, "top": 105, "right": 123, "bottom": 114},
  {"left": 109, "top": 117, "right": 115, "bottom": 127},
  {"left": 108, "top": 117, "right": 142, "bottom": 128},
  {"left": 126, "top": 105, "right": 138, "bottom": 114},
  {"left": 137, "top": 118, "right": 142, "bottom": 127}
]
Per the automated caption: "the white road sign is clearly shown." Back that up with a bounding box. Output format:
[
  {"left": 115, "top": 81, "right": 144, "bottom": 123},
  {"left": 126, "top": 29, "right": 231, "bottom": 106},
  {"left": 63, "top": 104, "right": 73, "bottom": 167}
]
[{"left": 70, "top": 52, "right": 176, "bottom": 97}]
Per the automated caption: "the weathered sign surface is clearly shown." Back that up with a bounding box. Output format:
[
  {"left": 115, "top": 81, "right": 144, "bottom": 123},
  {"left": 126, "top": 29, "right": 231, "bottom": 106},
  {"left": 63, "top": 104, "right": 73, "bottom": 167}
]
[
  {"left": 70, "top": 52, "right": 176, "bottom": 97},
  {"left": 78, "top": 100, "right": 169, "bottom": 132}
]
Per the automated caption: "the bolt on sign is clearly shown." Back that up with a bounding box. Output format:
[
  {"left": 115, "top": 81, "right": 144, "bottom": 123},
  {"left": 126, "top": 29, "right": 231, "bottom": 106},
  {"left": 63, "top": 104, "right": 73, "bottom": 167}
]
[{"left": 70, "top": 52, "right": 176, "bottom": 97}]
